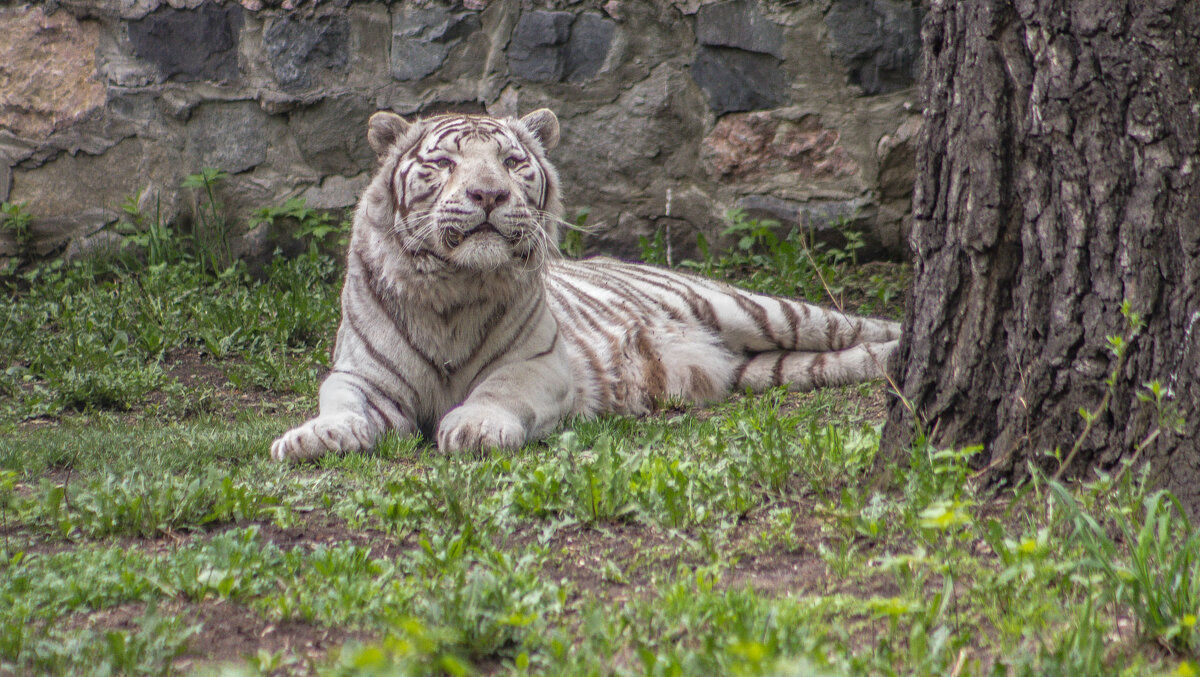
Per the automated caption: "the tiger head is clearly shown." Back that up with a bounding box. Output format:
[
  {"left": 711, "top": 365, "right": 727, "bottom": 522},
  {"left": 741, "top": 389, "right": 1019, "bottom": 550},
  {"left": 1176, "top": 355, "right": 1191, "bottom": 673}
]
[{"left": 365, "top": 109, "right": 563, "bottom": 273}]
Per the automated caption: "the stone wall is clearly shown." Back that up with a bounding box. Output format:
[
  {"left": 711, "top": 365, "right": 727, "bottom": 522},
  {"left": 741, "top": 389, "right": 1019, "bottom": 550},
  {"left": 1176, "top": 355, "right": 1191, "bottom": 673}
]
[{"left": 0, "top": 0, "right": 921, "bottom": 261}]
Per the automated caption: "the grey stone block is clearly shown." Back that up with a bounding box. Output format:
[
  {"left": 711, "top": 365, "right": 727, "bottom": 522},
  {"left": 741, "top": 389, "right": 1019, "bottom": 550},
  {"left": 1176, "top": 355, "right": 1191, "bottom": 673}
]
[
  {"left": 64, "top": 229, "right": 125, "bottom": 262},
  {"left": 390, "top": 6, "right": 480, "bottom": 81},
  {"left": 508, "top": 10, "right": 573, "bottom": 83},
  {"left": 128, "top": 4, "right": 243, "bottom": 83},
  {"left": 695, "top": 0, "right": 783, "bottom": 58},
  {"left": 290, "top": 96, "right": 375, "bottom": 175},
  {"left": 564, "top": 13, "right": 616, "bottom": 82},
  {"left": 825, "top": 0, "right": 921, "bottom": 95},
  {"left": 691, "top": 46, "right": 788, "bottom": 115},
  {"left": 32, "top": 209, "right": 120, "bottom": 257},
  {"left": 185, "top": 102, "right": 268, "bottom": 175},
  {"left": 264, "top": 14, "right": 350, "bottom": 91},
  {"left": 301, "top": 173, "right": 369, "bottom": 210}
]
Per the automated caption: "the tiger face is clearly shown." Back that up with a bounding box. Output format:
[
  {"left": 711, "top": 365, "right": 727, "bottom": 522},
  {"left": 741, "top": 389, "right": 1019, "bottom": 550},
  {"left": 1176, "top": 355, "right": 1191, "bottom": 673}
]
[{"left": 367, "top": 110, "right": 563, "bottom": 273}]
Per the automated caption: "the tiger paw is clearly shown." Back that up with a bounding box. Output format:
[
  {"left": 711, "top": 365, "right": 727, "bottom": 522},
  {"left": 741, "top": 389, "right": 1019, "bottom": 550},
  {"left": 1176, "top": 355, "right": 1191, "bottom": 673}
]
[
  {"left": 270, "top": 413, "right": 376, "bottom": 461},
  {"left": 436, "top": 405, "right": 526, "bottom": 453}
]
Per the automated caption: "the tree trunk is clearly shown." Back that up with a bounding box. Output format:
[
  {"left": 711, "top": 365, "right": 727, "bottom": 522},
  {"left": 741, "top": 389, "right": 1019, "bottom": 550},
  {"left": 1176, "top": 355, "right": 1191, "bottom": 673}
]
[{"left": 881, "top": 0, "right": 1200, "bottom": 509}]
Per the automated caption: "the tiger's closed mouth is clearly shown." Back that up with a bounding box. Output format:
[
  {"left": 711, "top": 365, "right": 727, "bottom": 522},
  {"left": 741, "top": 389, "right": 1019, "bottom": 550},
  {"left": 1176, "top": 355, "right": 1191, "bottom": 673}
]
[{"left": 443, "top": 222, "right": 512, "bottom": 249}]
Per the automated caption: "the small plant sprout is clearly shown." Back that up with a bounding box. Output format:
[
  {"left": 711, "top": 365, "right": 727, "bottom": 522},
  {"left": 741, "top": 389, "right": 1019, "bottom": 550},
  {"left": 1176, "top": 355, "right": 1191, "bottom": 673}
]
[
  {"left": 0, "top": 202, "right": 33, "bottom": 254},
  {"left": 182, "top": 167, "right": 234, "bottom": 275},
  {"left": 251, "top": 197, "right": 351, "bottom": 258},
  {"left": 115, "top": 189, "right": 176, "bottom": 269}
]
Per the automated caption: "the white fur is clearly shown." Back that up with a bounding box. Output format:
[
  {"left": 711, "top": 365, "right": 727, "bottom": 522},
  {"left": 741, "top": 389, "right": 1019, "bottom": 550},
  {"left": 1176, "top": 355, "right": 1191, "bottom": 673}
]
[{"left": 270, "top": 110, "right": 900, "bottom": 461}]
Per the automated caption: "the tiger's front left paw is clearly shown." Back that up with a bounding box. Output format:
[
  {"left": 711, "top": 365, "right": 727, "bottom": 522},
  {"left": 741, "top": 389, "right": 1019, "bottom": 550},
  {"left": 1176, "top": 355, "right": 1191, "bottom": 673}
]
[
  {"left": 271, "top": 412, "right": 375, "bottom": 462},
  {"left": 436, "top": 405, "right": 526, "bottom": 454}
]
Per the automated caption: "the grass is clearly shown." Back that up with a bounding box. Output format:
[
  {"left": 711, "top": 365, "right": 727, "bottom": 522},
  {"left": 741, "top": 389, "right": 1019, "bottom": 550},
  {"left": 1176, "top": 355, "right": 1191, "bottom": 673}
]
[{"left": 0, "top": 202, "right": 1196, "bottom": 675}]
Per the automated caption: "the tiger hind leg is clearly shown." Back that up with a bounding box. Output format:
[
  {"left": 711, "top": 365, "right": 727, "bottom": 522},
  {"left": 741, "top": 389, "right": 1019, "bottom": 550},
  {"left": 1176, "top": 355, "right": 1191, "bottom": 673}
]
[{"left": 733, "top": 340, "right": 898, "bottom": 391}]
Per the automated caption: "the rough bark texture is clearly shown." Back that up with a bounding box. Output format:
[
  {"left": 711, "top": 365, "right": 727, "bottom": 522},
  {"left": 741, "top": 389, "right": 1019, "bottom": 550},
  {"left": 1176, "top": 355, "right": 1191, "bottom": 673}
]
[{"left": 882, "top": 0, "right": 1200, "bottom": 510}]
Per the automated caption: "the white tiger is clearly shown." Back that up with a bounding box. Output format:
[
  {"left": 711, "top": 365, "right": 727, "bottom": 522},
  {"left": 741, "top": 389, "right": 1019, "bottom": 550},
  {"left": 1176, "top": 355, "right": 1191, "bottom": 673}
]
[{"left": 270, "top": 109, "right": 900, "bottom": 460}]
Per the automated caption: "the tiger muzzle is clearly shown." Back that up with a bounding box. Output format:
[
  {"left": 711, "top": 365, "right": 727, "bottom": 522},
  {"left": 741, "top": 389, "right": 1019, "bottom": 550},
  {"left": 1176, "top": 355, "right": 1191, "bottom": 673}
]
[{"left": 442, "top": 222, "right": 520, "bottom": 250}]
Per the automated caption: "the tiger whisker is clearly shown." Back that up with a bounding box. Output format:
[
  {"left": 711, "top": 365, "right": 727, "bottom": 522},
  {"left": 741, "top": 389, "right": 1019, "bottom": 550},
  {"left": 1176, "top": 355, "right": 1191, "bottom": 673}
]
[
  {"left": 393, "top": 212, "right": 444, "bottom": 254},
  {"left": 389, "top": 210, "right": 435, "bottom": 240},
  {"left": 530, "top": 209, "right": 600, "bottom": 236}
]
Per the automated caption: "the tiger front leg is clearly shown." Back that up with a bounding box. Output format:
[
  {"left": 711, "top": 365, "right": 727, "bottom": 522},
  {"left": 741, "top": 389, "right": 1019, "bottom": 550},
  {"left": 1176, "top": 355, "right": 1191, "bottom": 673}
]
[
  {"left": 271, "top": 372, "right": 414, "bottom": 461},
  {"left": 437, "top": 350, "right": 575, "bottom": 454}
]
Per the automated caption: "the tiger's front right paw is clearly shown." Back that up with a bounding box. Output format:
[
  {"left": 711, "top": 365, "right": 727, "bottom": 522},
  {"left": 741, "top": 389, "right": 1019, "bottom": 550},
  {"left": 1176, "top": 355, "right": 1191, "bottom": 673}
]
[
  {"left": 436, "top": 405, "right": 526, "bottom": 454},
  {"left": 270, "top": 413, "right": 376, "bottom": 462}
]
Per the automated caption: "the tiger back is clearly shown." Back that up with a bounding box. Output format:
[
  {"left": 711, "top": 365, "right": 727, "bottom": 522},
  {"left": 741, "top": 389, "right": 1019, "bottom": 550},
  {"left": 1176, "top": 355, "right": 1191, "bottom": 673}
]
[{"left": 270, "top": 109, "right": 899, "bottom": 461}]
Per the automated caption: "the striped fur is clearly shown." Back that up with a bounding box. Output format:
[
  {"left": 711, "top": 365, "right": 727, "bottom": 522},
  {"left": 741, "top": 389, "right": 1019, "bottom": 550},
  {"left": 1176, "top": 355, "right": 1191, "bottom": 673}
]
[{"left": 270, "top": 110, "right": 900, "bottom": 460}]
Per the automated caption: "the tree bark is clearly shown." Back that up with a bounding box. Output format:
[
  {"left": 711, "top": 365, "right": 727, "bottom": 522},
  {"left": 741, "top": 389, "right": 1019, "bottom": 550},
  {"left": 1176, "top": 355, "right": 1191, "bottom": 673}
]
[{"left": 881, "top": 0, "right": 1200, "bottom": 509}]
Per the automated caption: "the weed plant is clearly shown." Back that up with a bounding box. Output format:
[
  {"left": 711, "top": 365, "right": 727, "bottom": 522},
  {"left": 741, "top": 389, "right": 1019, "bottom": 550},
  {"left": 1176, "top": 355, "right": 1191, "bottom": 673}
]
[{"left": 1, "top": 202, "right": 34, "bottom": 270}]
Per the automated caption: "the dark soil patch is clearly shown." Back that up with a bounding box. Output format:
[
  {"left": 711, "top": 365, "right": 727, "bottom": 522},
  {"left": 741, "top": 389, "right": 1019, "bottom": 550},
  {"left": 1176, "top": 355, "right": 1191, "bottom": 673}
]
[
  {"left": 721, "top": 548, "right": 831, "bottom": 596},
  {"left": 531, "top": 522, "right": 681, "bottom": 601},
  {"left": 66, "top": 599, "right": 366, "bottom": 675},
  {"left": 178, "top": 599, "right": 366, "bottom": 674},
  {"left": 245, "top": 508, "right": 416, "bottom": 561},
  {"left": 722, "top": 511, "right": 834, "bottom": 595},
  {"left": 163, "top": 348, "right": 233, "bottom": 392},
  {"left": 149, "top": 347, "right": 310, "bottom": 419},
  {"left": 723, "top": 500, "right": 904, "bottom": 597},
  {"left": 498, "top": 518, "right": 725, "bottom": 622}
]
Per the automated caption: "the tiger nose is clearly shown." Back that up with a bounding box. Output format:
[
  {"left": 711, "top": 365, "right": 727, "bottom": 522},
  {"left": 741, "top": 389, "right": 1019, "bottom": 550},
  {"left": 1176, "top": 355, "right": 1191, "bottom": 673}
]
[{"left": 466, "top": 187, "right": 509, "bottom": 213}]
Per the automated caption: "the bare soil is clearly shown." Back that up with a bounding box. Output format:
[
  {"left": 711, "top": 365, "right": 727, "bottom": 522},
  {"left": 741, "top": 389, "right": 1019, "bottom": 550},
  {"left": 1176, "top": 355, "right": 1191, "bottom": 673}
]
[{"left": 65, "top": 599, "right": 367, "bottom": 674}]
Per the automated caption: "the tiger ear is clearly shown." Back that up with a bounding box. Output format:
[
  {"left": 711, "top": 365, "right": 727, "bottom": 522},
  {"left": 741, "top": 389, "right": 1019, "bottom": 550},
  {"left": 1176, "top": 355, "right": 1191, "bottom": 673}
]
[
  {"left": 368, "top": 111, "right": 411, "bottom": 158},
  {"left": 519, "top": 108, "right": 559, "bottom": 151}
]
